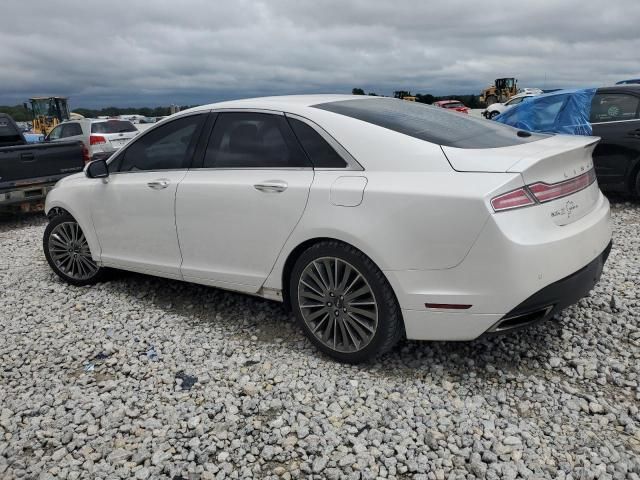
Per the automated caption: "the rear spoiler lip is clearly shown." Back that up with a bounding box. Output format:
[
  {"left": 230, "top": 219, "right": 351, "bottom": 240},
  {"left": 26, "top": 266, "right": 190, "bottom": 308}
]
[{"left": 440, "top": 134, "right": 601, "bottom": 174}]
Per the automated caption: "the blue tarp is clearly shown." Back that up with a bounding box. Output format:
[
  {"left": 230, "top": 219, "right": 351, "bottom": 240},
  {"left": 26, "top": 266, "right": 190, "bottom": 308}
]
[{"left": 495, "top": 88, "right": 597, "bottom": 136}]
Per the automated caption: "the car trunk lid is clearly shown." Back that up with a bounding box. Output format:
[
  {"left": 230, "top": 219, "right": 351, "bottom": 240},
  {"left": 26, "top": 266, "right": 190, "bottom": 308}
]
[{"left": 442, "top": 134, "right": 601, "bottom": 226}]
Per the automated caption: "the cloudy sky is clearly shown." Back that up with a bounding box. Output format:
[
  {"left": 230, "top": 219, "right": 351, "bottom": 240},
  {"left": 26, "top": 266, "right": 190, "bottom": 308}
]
[{"left": 1, "top": 0, "right": 639, "bottom": 108}]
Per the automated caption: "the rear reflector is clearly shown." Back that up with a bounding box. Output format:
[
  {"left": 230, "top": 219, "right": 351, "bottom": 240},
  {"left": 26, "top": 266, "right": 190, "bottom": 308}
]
[
  {"left": 425, "top": 303, "right": 472, "bottom": 310},
  {"left": 528, "top": 169, "right": 596, "bottom": 203},
  {"left": 90, "top": 135, "right": 106, "bottom": 145},
  {"left": 491, "top": 188, "right": 535, "bottom": 212},
  {"left": 81, "top": 145, "right": 90, "bottom": 164},
  {"left": 491, "top": 169, "right": 596, "bottom": 212}
]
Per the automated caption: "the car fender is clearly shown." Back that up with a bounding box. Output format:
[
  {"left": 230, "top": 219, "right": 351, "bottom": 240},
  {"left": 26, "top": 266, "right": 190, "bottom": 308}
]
[{"left": 45, "top": 182, "right": 101, "bottom": 262}]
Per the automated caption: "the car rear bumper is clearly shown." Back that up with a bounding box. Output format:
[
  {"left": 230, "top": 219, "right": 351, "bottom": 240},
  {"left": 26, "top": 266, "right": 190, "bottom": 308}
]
[
  {"left": 387, "top": 191, "right": 612, "bottom": 340},
  {"left": 487, "top": 240, "right": 611, "bottom": 333}
]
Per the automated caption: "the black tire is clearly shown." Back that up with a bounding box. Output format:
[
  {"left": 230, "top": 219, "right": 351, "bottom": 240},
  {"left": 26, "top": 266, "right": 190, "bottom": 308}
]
[
  {"left": 485, "top": 95, "right": 497, "bottom": 107},
  {"left": 489, "top": 110, "right": 500, "bottom": 119},
  {"left": 289, "top": 240, "right": 403, "bottom": 363},
  {"left": 635, "top": 169, "right": 640, "bottom": 197},
  {"left": 43, "top": 213, "right": 104, "bottom": 286}
]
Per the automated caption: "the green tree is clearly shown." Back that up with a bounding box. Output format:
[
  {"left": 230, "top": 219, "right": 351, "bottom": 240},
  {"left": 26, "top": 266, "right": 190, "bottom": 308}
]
[{"left": 352, "top": 88, "right": 365, "bottom": 95}]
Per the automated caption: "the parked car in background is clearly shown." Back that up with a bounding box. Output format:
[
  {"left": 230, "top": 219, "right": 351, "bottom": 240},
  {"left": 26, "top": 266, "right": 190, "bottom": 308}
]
[
  {"left": 44, "top": 95, "right": 611, "bottom": 362},
  {"left": 0, "top": 113, "right": 86, "bottom": 212},
  {"left": 433, "top": 100, "right": 469, "bottom": 114},
  {"left": 495, "top": 86, "right": 640, "bottom": 196},
  {"left": 47, "top": 118, "right": 138, "bottom": 161},
  {"left": 482, "top": 92, "right": 540, "bottom": 119}
]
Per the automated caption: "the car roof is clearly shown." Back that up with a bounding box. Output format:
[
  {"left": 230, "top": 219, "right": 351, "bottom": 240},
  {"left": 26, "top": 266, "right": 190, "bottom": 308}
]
[
  {"left": 183, "top": 94, "right": 376, "bottom": 115},
  {"left": 597, "top": 85, "right": 640, "bottom": 93}
]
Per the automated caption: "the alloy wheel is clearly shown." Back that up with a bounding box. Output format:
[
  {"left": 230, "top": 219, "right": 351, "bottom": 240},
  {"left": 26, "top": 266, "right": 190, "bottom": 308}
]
[
  {"left": 297, "top": 257, "right": 378, "bottom": 353},
  {"left": 48, "top": 222, "right": 99, "bottom": 280}
]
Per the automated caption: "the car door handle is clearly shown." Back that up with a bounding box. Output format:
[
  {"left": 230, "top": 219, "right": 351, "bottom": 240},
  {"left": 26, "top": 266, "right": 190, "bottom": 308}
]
[
  {"left": 254, "top": 181, "right": 288, "bottom": 193},
  {"left": 147, "top": 179, "right": 170, "bottom": 190},
  {"left": 21, "top": 152, "right": 35, "bottom": 161}
]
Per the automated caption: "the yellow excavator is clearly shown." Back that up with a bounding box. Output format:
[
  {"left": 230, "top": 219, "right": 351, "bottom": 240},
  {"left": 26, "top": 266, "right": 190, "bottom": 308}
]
[{"left": 24, "top": 97, "right": 71, "bottom": 135}]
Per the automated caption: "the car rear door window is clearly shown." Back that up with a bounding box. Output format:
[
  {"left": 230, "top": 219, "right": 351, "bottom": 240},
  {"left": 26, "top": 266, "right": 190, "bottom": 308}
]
[
  {"left": 203, "top": 112, "right": 309, "bottom": 168},
  {"left": 61, "top": 123, "right": 82, "bottom": 137},
  {"left": 286, "top": 117, "right": 347, "bottom": 168},
  {"left": 118, "top": 114, "right": 205, "bottom": 172},
  {"left": 590, "top": 94, "right": 640, "bottom": 123}
]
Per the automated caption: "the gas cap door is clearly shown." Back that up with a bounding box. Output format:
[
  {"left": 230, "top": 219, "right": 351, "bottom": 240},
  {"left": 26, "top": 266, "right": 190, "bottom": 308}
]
[{"left": 330, "top": 176, "right": 367, "bottom": 207}]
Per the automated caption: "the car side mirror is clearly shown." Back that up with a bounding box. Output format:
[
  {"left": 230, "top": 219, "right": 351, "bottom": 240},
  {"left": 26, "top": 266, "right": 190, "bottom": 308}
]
[{"left": 86, "top": 159, "right": 109, "bottom": 179}]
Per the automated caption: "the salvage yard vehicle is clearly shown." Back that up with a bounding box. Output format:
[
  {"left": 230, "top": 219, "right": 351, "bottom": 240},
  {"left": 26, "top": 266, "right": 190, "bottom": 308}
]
[
  {"left": 496, "top": 86, "right": 640, "bottom": 196},
  {"left": 482, "top": 92, "right": 540, "bottom": 119},
  {"left": 433, "top": 100, "right": 469, "bottom": 114},
  {"left": 0, "top": 113, "right": 86, "bottom": 212},
  {"left": 25, "top": 96, "right": 71, "bottom": 135},
  {"left": 47, "top": 119, "right": 138, "bottom": 162},
  {"left": 44, "top": 95, "right": 612, "bottom": 362},
  {"left": 479, "top": 77, "right": 518, "bottom": 106}
]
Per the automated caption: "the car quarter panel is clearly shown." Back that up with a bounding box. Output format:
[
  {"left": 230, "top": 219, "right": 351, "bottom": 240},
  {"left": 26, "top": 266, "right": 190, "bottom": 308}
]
[{"left": 263, "top": 169, "right": 525, "bottom": 291}]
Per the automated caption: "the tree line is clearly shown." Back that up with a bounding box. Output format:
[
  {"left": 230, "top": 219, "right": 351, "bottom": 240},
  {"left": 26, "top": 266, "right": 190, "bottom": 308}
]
[{"left": 352, "top": 88, "right": 482, "bottom": 108}]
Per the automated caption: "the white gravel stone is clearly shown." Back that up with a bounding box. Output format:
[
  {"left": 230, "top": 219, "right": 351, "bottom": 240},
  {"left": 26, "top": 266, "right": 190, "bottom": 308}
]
[{"left": 0, "top": 203, "right": 639, "bottom": 479}]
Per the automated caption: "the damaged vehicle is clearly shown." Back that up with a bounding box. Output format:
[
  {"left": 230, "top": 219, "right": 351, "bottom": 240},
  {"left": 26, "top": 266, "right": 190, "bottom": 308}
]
[{"left": 496, "top": 86, "right": 640, "bottom": 196}]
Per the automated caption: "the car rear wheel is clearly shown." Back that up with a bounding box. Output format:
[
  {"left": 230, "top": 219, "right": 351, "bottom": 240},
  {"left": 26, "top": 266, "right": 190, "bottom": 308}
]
[
  {"left": 290, "top": 241, "right": 403, "bottom": 363},
  {"left": 43, "top": 214, "right": 104, "bottom": 286}
]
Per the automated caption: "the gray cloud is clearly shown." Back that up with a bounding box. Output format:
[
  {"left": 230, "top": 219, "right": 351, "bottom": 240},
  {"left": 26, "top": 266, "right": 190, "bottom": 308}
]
[{"left": 1, "top": 0, "right": 639, "bottom": 107}]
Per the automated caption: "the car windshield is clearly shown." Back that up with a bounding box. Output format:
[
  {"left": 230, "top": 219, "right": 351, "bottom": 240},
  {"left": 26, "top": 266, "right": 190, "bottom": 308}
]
[
  {"left": 91, "top": 120, "right": 137, "bottom": 134},
  {"left": 314, "top": 98, "right": 547, "bottom": 148},
  {"left": 444, "top": 102, "right": 464, "bottom": 108}
]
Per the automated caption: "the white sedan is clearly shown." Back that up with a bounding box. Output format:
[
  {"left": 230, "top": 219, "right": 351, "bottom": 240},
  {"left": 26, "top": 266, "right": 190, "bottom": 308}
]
[
  {"left": 43, "top": 95, "right": 612, "bottom": 363},
  {"left": 482, "top": 93, "right": 539, "bottom": 119}
]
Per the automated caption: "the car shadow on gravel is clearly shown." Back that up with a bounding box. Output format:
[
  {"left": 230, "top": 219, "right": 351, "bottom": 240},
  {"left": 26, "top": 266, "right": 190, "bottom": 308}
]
[{"left": 99, "top": 268, "right": 568, "bottom": 377}]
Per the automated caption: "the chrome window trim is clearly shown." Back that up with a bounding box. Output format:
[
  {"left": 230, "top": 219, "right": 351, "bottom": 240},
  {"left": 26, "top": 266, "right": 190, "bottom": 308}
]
[
  {"left": 591, "top": 118, "right": 640, "bottom": 125},
  {"left": 284, "top": 112, "right": 363, "bottom": 171},
  {"left": 209, "top": 108, "right": 285, "bottom": 116},
  {"left": 185, "top": 167, "right": 313, "bottom": 172}
]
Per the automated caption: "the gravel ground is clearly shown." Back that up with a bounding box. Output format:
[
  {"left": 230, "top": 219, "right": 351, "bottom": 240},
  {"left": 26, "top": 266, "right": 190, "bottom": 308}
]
[{"left": 0, "top": 201, "right": 639, "bottom": 480}]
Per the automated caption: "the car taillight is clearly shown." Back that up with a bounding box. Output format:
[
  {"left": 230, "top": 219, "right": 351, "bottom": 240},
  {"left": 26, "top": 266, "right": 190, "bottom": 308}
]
[
  {"left": 90, "top": 135, "right": 106, "bottom": 145},
  {"left": 491, "top": 188, "right": 535, "bottom": 212},
  {"left": 82, "top": 145, "right": 90, "bottom": 164},
  {"left": 528, "top": 169, "right": 596, "bottom": 203},
  {"left": 491, "top": 169, "right": 597, "bottom": 212}
]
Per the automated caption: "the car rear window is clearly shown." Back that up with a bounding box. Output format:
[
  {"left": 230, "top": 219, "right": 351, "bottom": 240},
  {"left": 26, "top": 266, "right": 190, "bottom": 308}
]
[
  {"left": 313, "top": 98, "right": 547, "bottom": 149},
  {"left": 91, "top": 120, "right": 137, "bottom": 134}
]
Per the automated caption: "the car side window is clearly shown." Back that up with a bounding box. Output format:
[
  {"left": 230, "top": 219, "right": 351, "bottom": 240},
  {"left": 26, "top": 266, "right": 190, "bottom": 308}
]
[
  {"left": 61, "top": 123, "right": 82, "bottom": 137},
  {"left": 203, "top": 112, "right": 309, "bottom": 169},
  {"left": 507, "top": 97, "right": 523, "bottom": 106},
  {"left": 590, "top": 94, "right": 640, "bottom": 123},
  {"left": 48, "top": 125, "right": 63, "bottom": 141},
  {"left": 287, "top": 117, "right": 347, "bottom": 168},
  {"left": 118, "top": 114, "right": 205, "bottom": 172}
]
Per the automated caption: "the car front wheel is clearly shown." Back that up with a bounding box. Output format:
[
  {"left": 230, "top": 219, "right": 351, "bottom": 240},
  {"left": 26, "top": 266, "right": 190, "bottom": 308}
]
[
  {"left": 43, "top": 213, "right": 104, "bottom": 286},
  {"left": 290, "top": 241, "right": 403, "bottom": 363}
]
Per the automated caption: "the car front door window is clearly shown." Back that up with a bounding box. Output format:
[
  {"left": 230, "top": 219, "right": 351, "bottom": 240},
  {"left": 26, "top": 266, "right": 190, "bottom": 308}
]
[
  {"left": 118, "top": 114, "right": 205, "bottom": 172},
  {"left": 591, "top": 94, "right": 640, "bottom": 123},
  {"left": 48, "top": 125, "right": 63, "bottom": 141}
]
